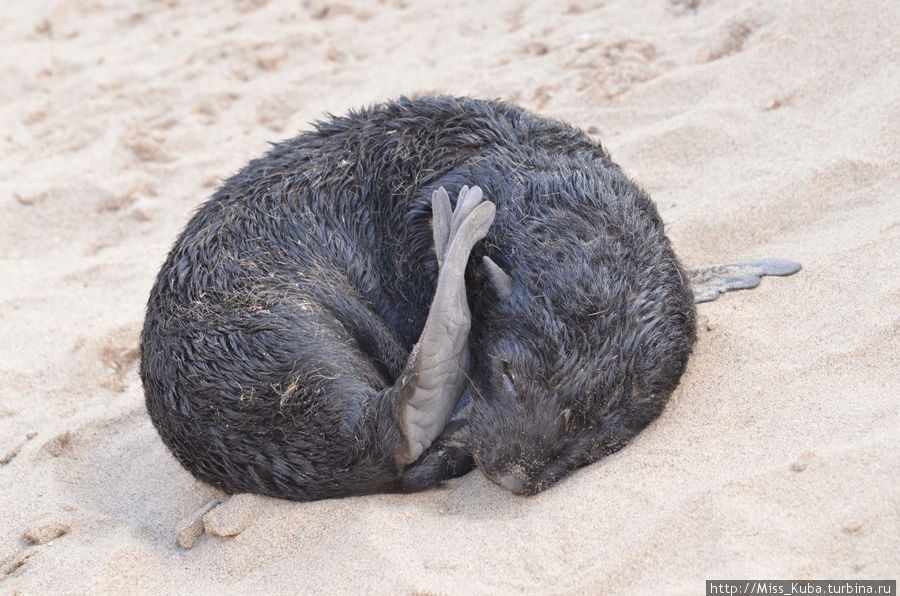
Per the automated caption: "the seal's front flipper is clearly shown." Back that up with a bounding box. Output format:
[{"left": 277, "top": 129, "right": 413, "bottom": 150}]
[
  {"left": 688, "top": 258, "right": 801, "bottom": 303},
  {"left": 398, "top": 417, "right": 475, "bottom": 492},
  {"left": 393, "top": 186, "right": 495, "bottom": 467}
]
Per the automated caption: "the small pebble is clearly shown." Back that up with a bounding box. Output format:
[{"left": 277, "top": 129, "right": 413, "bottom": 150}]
[
  {"left": 791, "top": 450, "right": 815, "bottom": 472},
  {"left": 24, "top": 518, "right": 71, "bottom": 544},
  {"left": 843, "top": 522, "right": 862, "bottom": 534},
  {"left": 177, "top": 499, "right": 219, "bottom": 549},
  {"left": 202, "top": 493, "right": 257, "bottom": 537}
]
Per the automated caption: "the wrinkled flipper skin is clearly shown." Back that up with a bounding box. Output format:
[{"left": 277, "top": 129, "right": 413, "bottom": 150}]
[
  {"left": 688, "top": 258, "right": 801, "bottom": 303},
  {"left": 394, "top": 186, "right": 495, "bottom": 466}
]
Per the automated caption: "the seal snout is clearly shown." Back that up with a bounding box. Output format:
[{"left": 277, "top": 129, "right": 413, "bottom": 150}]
[{"left": 498, "top": 474, "right": 525, "bottom": 494}]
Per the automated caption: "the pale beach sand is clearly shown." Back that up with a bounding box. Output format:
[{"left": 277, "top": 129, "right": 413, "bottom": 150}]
[{"left": 0, "top": 0, "right": 897, "bottom": 593}]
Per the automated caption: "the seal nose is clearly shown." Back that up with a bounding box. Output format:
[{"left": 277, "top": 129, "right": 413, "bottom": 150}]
[{"left": 498, "top": 474, "right": 525, "bottom": 494}]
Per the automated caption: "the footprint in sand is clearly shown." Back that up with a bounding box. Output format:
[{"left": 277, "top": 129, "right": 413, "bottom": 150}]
[
  {"left": 701, "top": 18, "right": 759, "bottom": 62},
  {"left": 569, "top": 39, "right": 663, "bottom": 99},
  {"left": 42, "top": 412, "right": 220, "bottom": 545}
]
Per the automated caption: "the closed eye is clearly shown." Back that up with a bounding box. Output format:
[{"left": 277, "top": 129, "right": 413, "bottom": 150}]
[{"left": 501, "top": 360, "right": 517, "bottom": 395}]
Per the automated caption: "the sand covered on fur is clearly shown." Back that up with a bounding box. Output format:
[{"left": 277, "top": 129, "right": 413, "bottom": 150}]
[{"left": 1, "top": 0, "right": 897, "bottom": 592}]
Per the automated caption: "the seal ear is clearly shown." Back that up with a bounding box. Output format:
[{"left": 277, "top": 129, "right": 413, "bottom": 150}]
[{"left": 483, "top": 255, "right": 513, "bottom": 300}]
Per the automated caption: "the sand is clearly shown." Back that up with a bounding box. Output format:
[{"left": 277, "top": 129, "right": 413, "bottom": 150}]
[{"left": 1, "top": 0, "right": 897, "bottom": 593}]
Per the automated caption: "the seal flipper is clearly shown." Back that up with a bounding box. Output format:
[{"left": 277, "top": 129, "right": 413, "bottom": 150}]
[
  {"left": 392, "top": 186, "right": 495, "bottom": 467},
  {"left": 688, "top": 258, "right": 802, "bottom": 303},
  {"left": 399, "top": 390, "right": 475, "bottom": 492},
  {"left": 398, "top": 417, "right": 476, "bottom": 492},
  {"left": 431, "top": 187, "right": 453, "bottom": 268}
]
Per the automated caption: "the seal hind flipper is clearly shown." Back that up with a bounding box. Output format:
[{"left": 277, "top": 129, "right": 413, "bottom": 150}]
[
  {"left": 431, "top": 187, "right": 453, "bottom": 267},
  {"left": 393, "top": 186, "right": 495, "bottom": 466},
  {"left": 688, "top": 258, "right": 802, "bottom": 303}
]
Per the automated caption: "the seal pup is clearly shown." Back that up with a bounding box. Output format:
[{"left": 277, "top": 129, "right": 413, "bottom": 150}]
[{"left": 141, "top": 96, "right": 800, "bottom": 500}]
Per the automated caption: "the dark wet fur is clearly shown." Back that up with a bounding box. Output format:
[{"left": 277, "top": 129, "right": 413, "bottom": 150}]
[{"left": 141, "top": 96, "right": 696, "bottom": 500}]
